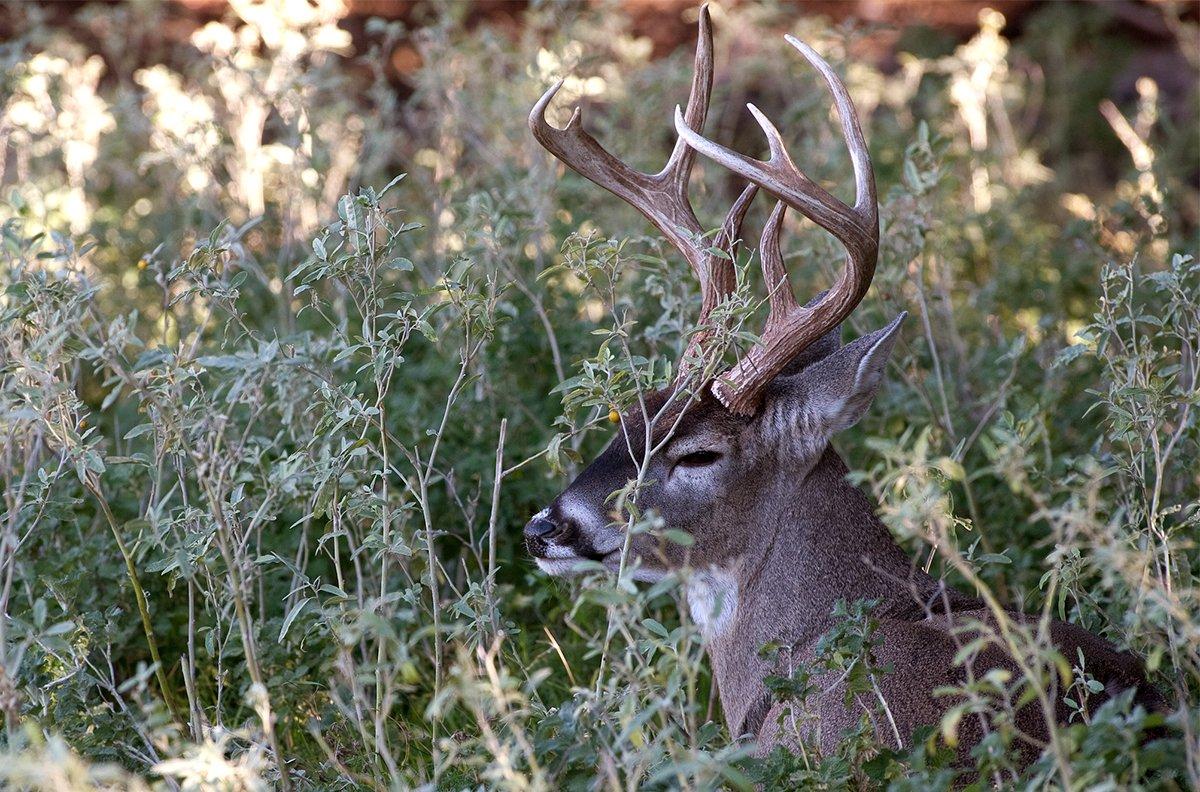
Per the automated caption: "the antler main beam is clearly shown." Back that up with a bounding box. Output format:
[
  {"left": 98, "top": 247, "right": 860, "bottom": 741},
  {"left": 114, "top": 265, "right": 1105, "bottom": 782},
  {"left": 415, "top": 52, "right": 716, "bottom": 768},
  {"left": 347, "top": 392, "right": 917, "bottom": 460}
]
[
  {"left": 531, "top": 13, "right": 878, "bottom": 414},
  {"left": 675, "top": 35, "right": 879, "bottom": 415},
  {"left": 528, "top": 4, "right": 755, "bottom": 335}
]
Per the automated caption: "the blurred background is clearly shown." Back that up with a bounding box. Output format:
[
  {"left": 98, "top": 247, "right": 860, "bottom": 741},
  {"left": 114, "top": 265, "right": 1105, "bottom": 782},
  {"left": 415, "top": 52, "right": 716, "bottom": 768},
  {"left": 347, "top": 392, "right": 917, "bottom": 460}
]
[{"left": 2, "top": 0, "right": 1196, "bottom": 244}]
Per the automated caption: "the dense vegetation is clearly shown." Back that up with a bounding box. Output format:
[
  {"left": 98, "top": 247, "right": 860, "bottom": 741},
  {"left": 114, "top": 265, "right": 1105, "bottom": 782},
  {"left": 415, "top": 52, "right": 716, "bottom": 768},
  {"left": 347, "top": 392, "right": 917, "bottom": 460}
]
[{"left": 1, "top": 1, "right": 1197, "bottom": 789}]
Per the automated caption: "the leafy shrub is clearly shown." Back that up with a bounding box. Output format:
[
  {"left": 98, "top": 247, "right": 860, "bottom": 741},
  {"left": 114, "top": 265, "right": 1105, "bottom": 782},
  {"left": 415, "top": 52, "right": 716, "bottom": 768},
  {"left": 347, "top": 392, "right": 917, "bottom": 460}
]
[{"left": 0, "top": 2, "right": 1196, "bottom": 789}]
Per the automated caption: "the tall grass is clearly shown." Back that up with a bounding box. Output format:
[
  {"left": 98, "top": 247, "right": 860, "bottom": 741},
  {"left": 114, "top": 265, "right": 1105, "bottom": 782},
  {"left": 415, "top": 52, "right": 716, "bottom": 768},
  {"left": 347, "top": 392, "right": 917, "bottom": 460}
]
[{"left": 0, "top": 2, "right": 1196, "bottom": 789}]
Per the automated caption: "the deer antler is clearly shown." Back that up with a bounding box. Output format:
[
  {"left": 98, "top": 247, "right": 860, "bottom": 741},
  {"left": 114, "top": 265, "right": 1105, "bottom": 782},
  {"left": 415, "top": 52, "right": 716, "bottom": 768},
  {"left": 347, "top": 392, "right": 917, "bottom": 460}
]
[
  {"left": 675, "top": 35, "right": 879, "bottom": 416},
  {"left": 529, "top": 5, "right": 757, "bottom": 354}
]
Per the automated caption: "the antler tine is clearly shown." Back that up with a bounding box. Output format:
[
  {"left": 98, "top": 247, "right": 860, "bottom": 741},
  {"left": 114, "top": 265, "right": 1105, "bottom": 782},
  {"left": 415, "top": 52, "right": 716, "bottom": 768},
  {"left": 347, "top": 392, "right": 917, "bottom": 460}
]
[
  {"left": 784, "top": 36, "right": 875, "bottom": 216},
  {"left": 529, "top": 5, "right": 725, "bottom": 295},
  {"left": 664, "top": 5, "right": 719, "bottom": 189},
  {"left": 674, "top": 36, "right": 880, "bottom": 415},
  {"left": 760, "top": 201, "right": 798, "bottom": 320},
  {"left": 676, "top": 181, "right": 758, "bottom": 382},
  {"left": 704, "top": 183, "right": 759, "bottom": 316},
  {"left": 672, "top": 39, "right": 877, "bottom": 254}
]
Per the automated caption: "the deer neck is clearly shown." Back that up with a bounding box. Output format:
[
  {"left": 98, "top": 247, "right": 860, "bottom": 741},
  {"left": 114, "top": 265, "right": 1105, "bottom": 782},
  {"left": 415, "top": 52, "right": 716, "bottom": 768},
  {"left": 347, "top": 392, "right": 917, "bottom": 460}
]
[{"left": 695, "top": 445, "right": 938, "bottom": 739}]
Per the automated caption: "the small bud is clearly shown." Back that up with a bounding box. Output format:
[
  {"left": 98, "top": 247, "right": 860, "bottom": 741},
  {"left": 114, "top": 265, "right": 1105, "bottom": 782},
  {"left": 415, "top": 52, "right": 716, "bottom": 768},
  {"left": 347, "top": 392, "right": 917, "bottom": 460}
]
[
  {"left": 608, "top": 409, "right": 620, "bottom": 424},
  {"left": 137, "top": 258, "right": 148, "bottom": 270}
]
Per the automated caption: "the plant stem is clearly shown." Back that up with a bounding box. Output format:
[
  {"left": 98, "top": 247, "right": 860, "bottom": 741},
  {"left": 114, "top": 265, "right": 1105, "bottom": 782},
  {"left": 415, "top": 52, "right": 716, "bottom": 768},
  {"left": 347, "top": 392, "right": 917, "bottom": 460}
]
[
  {"left": 486, "top": 418, "right": 507, "bottom": 636},
  {"left": 203, "top": 486, "right": 294, "bottom": 792},
  {"left": 87, "top": 477, "right": 184, "bottom": 726}
]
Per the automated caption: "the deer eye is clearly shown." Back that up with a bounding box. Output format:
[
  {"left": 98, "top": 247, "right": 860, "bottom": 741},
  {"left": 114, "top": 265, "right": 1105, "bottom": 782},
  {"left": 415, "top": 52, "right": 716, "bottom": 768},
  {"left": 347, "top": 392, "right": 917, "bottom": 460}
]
[{"left": 675, "top": 449, "right": 723, "bottom": 469}]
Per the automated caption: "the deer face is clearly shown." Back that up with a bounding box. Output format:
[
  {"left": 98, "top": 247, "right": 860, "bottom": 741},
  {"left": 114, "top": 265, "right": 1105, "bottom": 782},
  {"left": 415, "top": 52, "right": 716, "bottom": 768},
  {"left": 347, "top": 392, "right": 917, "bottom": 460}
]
[
  {"left": 525, "top": 389, "right": 745, "bottom": 581},
  {"left": 525, "top": 316, "right": 904, "bottom": 581}
]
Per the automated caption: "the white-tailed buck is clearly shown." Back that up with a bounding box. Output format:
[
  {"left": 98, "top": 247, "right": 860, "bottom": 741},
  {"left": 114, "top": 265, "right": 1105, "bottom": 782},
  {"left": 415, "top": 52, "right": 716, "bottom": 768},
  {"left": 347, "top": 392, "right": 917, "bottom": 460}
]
[{"left": 526, "top": 6, "right": 1161, "bottom": 763}]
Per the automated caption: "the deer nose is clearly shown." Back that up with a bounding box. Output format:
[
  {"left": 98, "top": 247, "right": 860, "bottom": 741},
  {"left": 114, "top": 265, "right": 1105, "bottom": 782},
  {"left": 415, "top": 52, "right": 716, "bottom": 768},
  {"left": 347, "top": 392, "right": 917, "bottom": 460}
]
[
  {"left": 524, "top": 511, "right": 567, "bottom": 558},
  {"left": 524, "top": 515, "right": 559, "bottom": 540}
]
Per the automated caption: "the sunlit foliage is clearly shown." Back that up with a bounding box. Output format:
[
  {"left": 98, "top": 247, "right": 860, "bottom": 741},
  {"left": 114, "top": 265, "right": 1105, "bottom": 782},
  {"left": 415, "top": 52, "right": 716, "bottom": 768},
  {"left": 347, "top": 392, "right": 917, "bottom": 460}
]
[{"left": 0, "top": 2, "right": 1196, "bottom": 789}]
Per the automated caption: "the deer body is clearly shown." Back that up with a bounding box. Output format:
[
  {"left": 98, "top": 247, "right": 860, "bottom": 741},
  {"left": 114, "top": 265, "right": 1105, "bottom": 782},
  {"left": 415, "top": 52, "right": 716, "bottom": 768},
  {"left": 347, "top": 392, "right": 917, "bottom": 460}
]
[
  {"left": 681, "top": 445, "right": 1157, "bottom": 755},
  {"left": 531, "top": 379, "right": 1160, "bottom": 758},
  {"left": 525, "top": 5, "right": 1159, "bottom": 763},
  {"left": 697, "top": 446, "right": 939, "bottom": 743}
]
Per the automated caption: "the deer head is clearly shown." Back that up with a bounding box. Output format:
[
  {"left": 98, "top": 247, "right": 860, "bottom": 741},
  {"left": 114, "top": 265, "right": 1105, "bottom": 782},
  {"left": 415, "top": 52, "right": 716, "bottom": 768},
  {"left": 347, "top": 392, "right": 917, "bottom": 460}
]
[{"left": 525, "top": 6, "right": 901, "bottom": 587}]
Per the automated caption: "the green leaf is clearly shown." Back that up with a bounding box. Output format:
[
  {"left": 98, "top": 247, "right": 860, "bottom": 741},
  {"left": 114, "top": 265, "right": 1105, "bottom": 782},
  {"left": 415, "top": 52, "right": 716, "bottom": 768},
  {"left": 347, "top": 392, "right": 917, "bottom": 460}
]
[
  {"left": 123, "top": 424, "right": 155, "bottom": 440},
  {"left": 378, "top": 172, "right": 407, "bottom": 197},
  {"left": 643, "top": 618, "right": 669, "bottom": 639},
  {"left": 279, "top": 597, "right": 313, "bottom": 642},
  {"left": 661, "top": 529, "right": 694, "bottom": 547}
]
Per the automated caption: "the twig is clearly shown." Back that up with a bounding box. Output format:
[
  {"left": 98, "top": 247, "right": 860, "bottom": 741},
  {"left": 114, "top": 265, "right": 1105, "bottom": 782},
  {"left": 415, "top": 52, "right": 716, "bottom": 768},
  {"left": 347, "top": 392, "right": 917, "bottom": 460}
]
[
  {"left": 486, "top": 419, "right": 507, "bottom": 636},
  {"left": 86, "top": 477, "right": 185, "bottom": 726}
]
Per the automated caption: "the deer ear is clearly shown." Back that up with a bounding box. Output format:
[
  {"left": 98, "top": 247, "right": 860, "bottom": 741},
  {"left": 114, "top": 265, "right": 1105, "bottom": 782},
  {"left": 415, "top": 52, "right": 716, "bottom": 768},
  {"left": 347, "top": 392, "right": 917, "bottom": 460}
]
[{"left": 793, "top": 312, "right": 906, "bottom": 436}]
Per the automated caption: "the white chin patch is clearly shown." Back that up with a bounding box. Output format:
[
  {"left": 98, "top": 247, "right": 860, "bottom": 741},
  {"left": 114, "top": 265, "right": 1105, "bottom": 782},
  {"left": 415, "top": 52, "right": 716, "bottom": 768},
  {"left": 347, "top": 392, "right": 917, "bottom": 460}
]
[
  {"left": 536, "top": 548, "right": 668, "bottom": 583},
  {"left": 626, "top": 565, "right": 668, "bottom": 583},
  {"left": 535, "top": 556, "right": 593, "bottom": 577},
  {"left": 687, "top": 567, "right": 739, "bottom": 638}
]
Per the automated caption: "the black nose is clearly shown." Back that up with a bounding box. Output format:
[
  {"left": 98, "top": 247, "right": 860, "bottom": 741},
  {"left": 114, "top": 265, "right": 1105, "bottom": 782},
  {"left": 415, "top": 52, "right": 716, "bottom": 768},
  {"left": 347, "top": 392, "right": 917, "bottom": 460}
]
[
  {"left": 524, "top": 513, "right": 566, "bottom": 558},
  {"left": 524, "top": 516, "right": 558, "bottom": 540}
]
